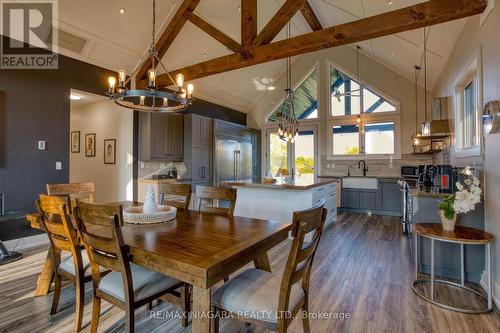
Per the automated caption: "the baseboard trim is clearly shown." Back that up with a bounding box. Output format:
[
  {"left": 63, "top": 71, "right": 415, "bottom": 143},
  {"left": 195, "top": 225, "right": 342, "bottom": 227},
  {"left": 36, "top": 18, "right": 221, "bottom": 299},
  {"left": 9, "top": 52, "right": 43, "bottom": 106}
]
[
  {"left": 3, "top": 234, "right": 48, "bottom": 252},
  {"left": 480, "top": 270, "right": 500, "bottom": 309}
]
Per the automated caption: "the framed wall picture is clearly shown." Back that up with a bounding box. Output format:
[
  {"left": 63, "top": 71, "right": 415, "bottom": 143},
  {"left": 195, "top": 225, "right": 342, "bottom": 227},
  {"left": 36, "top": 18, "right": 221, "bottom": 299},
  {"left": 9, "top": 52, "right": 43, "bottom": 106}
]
[
  {"left": 85, "top": 133, "right": 96, "bottom": 157},
  {"left": 71, "top": 131, "right": 80, "bottom": 153},
  {"left": 104, "top": 139, "right": 116, "bottom": 164}
]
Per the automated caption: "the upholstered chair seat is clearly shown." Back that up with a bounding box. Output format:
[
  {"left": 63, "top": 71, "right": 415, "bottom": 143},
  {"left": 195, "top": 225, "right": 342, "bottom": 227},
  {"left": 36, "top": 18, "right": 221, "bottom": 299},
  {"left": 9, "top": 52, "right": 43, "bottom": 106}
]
[
  {"left": 59, "top": 250, "right": 91, "bottom": 276},
  {"left": 212, "top": 268, "right": 305, "bottom": 323},
  {"left": 99, "top": 263, "right": 181, "bottom": 302}
]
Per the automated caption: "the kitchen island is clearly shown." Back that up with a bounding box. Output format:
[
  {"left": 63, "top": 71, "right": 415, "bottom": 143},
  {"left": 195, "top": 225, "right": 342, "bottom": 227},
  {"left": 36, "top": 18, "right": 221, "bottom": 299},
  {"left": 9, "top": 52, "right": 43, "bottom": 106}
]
[{"left": 225, "top": 177, "right": 338, "bottom": 227}]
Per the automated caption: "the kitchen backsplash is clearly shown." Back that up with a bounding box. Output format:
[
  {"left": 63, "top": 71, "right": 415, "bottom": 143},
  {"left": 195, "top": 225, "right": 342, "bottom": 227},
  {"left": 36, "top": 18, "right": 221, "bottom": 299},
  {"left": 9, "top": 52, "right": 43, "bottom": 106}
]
[
  {"left": 138, "top": 161, "right": 188, "bottom": 179},
  {"left": 319, "top": 154, "right": 433, "bottom": 178}
]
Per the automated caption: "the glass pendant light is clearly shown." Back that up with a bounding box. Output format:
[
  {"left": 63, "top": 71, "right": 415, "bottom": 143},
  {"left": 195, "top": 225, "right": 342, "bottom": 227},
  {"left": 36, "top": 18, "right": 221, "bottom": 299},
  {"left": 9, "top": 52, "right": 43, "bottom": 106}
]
[
  {"left": 421, "top": 27, "right": 431, "bottom": 137},
  {"left": 412, "top": 65, "right": 421, "bottom": 147}
]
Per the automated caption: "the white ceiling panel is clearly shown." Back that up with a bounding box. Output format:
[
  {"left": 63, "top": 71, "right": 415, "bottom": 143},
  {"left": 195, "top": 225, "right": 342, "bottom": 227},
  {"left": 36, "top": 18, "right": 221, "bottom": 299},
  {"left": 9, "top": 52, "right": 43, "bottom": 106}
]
[
  {"left": 161, "top": 21, "right": 233, "bottom": 71},
  {"left": 320, "top": 0, "right": 364, "bottom": 19},
  {"left": 194, "top": 0, "right": 241, "bottom": 42}
]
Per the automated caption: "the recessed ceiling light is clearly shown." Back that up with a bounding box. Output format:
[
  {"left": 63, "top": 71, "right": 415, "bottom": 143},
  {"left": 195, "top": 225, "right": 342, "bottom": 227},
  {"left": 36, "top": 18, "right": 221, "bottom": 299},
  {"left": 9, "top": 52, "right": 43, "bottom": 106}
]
[
  {"left": 388, "top": 1, "right": 394, "bottom": 6},
  {"left": 389, "top": 52, "right": 395, "bottom": 57},
  {"left": 267, "top": 86, "right": 276, "bottom": 91},
  {"left": 202, "top": 53, "right": 208, "bottom": 58},
  {"left": 119, "top": 8, "right": 126, "bottom": 15},
  {"left": 238, "top": 6, "right": 241, "bottom": 12},
  {"left": 70, "top": 94, "right": 81, "bottom": 100}
]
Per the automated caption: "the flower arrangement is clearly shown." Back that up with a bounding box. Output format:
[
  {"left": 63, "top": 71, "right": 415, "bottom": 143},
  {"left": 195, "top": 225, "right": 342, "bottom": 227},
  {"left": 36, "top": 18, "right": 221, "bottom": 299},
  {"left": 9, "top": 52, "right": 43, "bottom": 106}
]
[{"left": 437, "top": 167, "right": 482, "bottom": 229}]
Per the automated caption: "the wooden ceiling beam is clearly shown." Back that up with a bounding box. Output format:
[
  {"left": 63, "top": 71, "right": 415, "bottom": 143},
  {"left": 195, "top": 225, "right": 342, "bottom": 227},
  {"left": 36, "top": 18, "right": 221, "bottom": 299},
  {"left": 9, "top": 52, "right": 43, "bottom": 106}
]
[
  {"left": 148, "top": 0, "right": 486, "bottom": 85},
  {"left": 300, "top": 0, "right": 322, "bottom": 31},
  {"left": 135, "top": 0, "right": 201, "bottom": 83},
  {"left": 241, "top": 0, "right": 257, "bottom": 50},
  {"left": 186, "top": 12, "right": 241, "bottom": 53},
  {"left": 253, "top": 0, "right": 304, "bottom": 46}
]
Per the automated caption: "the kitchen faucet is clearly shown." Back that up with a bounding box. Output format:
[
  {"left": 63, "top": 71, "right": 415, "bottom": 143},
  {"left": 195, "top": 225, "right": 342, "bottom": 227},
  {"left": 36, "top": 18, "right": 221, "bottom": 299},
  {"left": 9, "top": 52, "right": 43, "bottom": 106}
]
[{"left": 358, "top": 160, "right": 368, "bottom": 177}]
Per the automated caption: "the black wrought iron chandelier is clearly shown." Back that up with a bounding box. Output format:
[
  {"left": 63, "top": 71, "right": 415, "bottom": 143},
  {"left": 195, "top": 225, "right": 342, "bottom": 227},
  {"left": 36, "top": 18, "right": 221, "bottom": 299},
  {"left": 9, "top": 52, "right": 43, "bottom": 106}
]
[
  {"left": 105, "top": 0, "right": 193, "bottom": 112},
  {"left": 277, "top": 22, "right": 298, "bottom": 143}
]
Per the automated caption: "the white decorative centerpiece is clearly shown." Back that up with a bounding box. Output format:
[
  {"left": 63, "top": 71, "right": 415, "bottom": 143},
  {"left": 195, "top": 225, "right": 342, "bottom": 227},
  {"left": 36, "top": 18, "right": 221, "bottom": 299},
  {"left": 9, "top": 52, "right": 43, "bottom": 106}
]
[
  {"left": 123, "top": 185, "right": 177, "bottom": 224},
  {"left": 437, "top": 167, "right": 482, "bottom": 231},
  {"left": 143, "top": 185, "right": 159, "bottom": 214}
]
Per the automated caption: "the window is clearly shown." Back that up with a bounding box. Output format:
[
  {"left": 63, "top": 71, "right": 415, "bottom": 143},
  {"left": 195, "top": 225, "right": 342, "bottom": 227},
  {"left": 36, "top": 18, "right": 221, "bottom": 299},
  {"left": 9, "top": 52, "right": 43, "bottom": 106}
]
[
  {"left": 268, "top": 69, "right": 318, "bottom": 122},
  {"left": 328, "top": 64, "right": 400, "bottom": 158},
  {"left": 454, "top": 54, "right": 481, "bottom": 156},
  {"left": 365, "top": 122, "right": 395, "bottom": 155},
  {"left": 268, "top": 132, "right": 288, "bottom": 177},
  {"left": 332, "top": 125, "right": 359, "bottom": 155}
]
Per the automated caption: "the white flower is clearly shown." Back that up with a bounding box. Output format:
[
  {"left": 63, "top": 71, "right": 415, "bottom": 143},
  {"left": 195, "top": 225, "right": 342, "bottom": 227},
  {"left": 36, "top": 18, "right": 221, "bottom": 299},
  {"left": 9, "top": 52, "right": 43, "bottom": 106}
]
[
  {"left": 473, "top": 176, "right": 480, "bottom": 186},
  {"left": 456, "top": 182, "right": 464, "bottom": 191}
]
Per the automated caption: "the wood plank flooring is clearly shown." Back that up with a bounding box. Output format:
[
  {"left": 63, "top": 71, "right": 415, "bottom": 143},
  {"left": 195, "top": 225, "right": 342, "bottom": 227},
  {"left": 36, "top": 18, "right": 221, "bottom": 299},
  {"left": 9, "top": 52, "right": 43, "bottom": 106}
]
[{"left": 0, "top": 213, "right": 499, "bottom": 332}]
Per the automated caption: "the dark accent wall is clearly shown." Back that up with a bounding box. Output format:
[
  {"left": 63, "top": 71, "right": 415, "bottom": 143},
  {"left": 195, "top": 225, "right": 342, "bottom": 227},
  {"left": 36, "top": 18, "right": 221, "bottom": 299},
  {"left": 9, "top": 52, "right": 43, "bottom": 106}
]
[{"left": 0, "top": 36, "right": 246, "bottom": 241}]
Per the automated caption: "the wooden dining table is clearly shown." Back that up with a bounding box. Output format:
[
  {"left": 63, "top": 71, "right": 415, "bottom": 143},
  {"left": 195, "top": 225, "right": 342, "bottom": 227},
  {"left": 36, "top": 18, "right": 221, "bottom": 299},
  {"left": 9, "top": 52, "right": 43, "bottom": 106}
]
[{"left": 26, "top": 201, "right": 292, "bottom": 333}]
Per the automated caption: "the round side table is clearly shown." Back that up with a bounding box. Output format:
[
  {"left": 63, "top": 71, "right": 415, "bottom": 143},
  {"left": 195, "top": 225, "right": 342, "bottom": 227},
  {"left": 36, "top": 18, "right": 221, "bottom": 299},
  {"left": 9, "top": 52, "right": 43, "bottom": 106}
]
[{"left": 412, "top": 223, "right": 495, "bottom": 314}]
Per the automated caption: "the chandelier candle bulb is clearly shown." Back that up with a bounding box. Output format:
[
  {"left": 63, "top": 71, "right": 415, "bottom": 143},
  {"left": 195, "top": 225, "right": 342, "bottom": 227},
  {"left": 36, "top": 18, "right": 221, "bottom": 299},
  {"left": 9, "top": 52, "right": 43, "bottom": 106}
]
[
  {"left": 118, "top": 70, "right": 126, "bottom": 88},
  {"left": 176, "top": 74, "right": 184, "bottom": 89},
  {"left": 187, "top": 83, "right": 194, "bottom": 99},
  {"left": 163, "top": 98, "right": 168, "bottom": 107},
  {"left": 140, "top": 95, "right": 145, "bottom": 106},
  {"left": 180, "top": 89, "right": 187, "bottom": 99},
  {"left": 147, "top": 69, "right": 156, "bottom": 88},
  {"left": 108, "top": 76, "right": 116, "bottom": 94}
]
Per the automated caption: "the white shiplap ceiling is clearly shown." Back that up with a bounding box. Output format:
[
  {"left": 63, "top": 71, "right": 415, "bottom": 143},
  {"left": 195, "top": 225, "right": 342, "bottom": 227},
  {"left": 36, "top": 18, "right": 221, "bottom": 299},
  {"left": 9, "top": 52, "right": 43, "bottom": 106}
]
[{"left": 50, "top": 0, "right": 467, "bottom": 112}]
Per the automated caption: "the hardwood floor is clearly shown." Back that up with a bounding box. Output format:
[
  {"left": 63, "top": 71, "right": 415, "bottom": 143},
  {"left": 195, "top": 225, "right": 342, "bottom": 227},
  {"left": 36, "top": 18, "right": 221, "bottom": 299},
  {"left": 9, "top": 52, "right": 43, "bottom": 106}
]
[{"left": 1, "top": 213, "right": 499, "bottom": 332}]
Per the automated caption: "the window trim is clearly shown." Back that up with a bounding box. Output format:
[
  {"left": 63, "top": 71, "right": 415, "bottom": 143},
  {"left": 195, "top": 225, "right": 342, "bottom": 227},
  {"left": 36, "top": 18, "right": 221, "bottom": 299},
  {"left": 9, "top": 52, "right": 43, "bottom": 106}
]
[
  {"left": 326, "top": 59, "right": 401, "bottom": 160},
  {"left": 453, "top": 49, "right": 482, "bottom": 158}
]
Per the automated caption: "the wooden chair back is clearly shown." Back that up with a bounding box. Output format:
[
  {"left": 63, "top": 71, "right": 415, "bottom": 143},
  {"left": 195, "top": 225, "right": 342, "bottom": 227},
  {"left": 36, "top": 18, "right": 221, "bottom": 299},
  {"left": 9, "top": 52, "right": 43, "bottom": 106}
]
[
  {"left": 73, "top": 200, "right": 133, "bottom": 303},
  {"left": 36, "top": 194, "right": 82, "bottom": 273},
  {"left": 46, "top": 182, "right": 95, "bottom": 203},
  {"left": 158, "top": 183, "right": 192, "bottom": 210},
  {"left": 195, "top": 185, "right": 237, "bottom": 216},
  {"left": 278, "top": 201, "right": 327, "bottom": 320}
]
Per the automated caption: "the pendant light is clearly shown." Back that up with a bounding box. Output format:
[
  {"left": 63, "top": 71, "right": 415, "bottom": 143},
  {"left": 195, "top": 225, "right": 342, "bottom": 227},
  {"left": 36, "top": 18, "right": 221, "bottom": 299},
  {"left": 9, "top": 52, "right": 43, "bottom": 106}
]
[
  {"left": 412, "top": 65, "right": 422, "bottom": 146},
  {"left": 421, "top": 27, "right": 431, "bottom": 136},
  {"left": 277, "top": 22, "right": 298, "bottom": 144}
]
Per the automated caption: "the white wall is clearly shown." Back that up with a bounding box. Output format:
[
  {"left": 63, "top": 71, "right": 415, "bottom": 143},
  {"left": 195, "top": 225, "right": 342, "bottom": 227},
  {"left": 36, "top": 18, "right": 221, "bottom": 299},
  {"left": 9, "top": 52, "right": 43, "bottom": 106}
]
[
  {"left": 433, "top": 3, "right": 500, "bottom": 303},
  {"left": 70, "top": 98, "right": 133, "bottom": 203}
]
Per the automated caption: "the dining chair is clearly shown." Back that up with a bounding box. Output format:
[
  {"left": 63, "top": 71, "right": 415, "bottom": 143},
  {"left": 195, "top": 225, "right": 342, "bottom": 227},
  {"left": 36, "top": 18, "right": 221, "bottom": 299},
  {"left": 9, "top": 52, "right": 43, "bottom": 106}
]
[
  {"left": 211, "top": 201, "right": 327, "bottom": 333},
  {"left": 46, "top": 182, "right": 95, "bottom": 203},
  {"left": 158, "top": 183, "right": 192, "bottom": 210},
  {"left": 73, "top": 200, "right": 191, "bottom": 333},
  {"left": 195, "top": 185, "right": 237, "bottom": 216},
  {"left": 36, "top": 194, "right": 94, "bottom": 333}
]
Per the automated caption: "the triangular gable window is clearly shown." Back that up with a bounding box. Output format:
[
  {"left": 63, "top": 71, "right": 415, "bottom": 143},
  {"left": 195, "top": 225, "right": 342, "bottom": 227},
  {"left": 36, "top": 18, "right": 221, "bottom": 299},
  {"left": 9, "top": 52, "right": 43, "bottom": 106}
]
[{"left": 268, "top": 69, "right": 318, "bottom": 122}]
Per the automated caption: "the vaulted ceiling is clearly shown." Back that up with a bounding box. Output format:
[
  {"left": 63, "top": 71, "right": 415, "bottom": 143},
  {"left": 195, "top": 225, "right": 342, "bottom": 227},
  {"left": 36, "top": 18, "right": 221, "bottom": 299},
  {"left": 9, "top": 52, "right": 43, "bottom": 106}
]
[{"left": 52, "top": 0, "right": 468, "bottom": 112}]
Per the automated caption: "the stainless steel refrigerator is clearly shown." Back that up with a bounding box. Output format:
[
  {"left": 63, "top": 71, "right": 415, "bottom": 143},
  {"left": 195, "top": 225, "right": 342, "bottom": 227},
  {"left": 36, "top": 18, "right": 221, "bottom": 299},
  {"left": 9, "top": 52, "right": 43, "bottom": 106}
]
[{"left": 216, "top": 139, "right": 253, "bottom": 185}]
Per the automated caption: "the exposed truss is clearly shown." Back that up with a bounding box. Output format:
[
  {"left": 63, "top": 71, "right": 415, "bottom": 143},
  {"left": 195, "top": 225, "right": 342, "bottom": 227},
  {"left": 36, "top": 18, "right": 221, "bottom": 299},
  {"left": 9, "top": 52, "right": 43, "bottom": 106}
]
[{"left": 137, "top": 0, "right": 486, "bottom": 87}]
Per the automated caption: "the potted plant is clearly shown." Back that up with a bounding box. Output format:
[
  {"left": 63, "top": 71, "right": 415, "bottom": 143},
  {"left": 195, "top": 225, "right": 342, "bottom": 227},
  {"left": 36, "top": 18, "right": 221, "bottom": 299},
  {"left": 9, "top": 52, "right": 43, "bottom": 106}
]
[{"left": 437, "top": 167, "right": 482, "bottom": 231}]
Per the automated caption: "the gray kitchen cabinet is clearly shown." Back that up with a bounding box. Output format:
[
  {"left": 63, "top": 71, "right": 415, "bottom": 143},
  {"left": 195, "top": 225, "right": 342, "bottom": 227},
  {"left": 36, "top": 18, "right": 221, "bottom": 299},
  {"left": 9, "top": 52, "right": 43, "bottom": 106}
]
[
  {"left": 342, "top": 189, "right": 360, "bottom": 208},
  {"left": 184, "top": 114, "right": 213, "bottom": 184},
  {"left": 379, "top": 178, "right": 402, "bottom": 212},
  {"left": 359, "top": 190, "right": 377, "bottom": 209},
  {"left": 139, "top": 113, "right": 183, "bottom": 161},
  {"left": 341, "top": 178, "right": 402, "bottom": 215}
]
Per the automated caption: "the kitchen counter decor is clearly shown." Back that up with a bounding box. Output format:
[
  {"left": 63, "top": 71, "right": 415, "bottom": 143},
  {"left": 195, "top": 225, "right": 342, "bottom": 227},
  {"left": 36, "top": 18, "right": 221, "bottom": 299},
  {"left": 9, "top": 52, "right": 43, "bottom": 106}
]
[{"left": 437, "top": 167, "right": 481, "bottom": 231}]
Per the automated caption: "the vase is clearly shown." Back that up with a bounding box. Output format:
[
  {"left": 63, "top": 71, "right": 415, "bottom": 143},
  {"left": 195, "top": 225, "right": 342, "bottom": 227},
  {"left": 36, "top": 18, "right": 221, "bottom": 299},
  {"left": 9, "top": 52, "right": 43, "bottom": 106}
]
[{"left": 438, "top": 210, "right": 457, "bottom": 231}]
